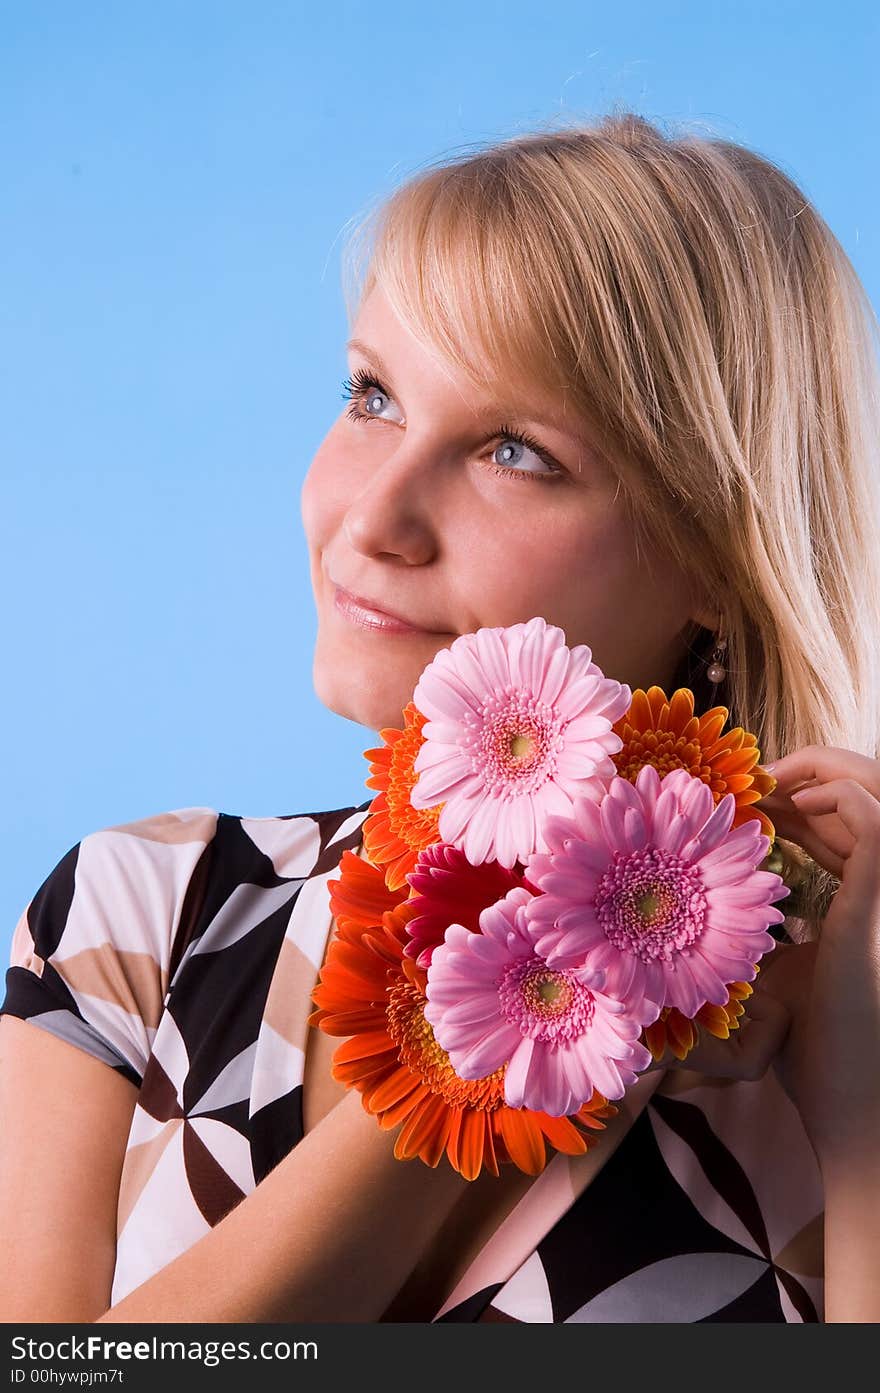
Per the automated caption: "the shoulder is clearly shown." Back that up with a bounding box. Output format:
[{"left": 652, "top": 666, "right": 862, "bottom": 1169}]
[
  {"left": 2, "top": 799, "right": 370, "bottom": 1087},
  {"left": 2, "top": 806, "right": 221, "bottom": 1086},
  {"left": 69, "top": 805, "right": 221, "bottom": 966},
  {"left": 214, "top": 797, "right": 372, "bottom": 881},
  {"left": 12, "top": 806, "right": 220, "bottom": 962}
]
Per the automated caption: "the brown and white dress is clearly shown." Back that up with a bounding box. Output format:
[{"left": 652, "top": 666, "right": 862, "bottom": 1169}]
[{"left": 1, "top": 798, "right": 825, "bottom": 1321}]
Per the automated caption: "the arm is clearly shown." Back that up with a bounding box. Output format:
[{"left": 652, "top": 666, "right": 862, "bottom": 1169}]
[
  {"left": 0, "top": 1015, "right": 140, "bottom": 1322},
  {"left": 1, "top": 1011, "right": 472, "bottom": 1324},
  {"left": 821, "top": 1135, "right": 880, "bottom": 1323},
  {"left": 98, "top": 1084, "right": 471, "bottom": 1323}
]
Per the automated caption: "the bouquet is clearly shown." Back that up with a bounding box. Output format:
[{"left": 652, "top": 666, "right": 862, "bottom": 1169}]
[{"left": 307, "top": 616, "right": 790, "bottom": 1180}]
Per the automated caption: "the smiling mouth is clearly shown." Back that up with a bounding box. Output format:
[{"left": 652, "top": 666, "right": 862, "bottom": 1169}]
[{"left": 332, "top": 584, "right": 440, "bottom": 635}]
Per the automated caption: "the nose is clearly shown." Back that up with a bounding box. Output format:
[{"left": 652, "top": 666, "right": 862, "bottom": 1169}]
[{"left": 342, "top": 442, "right": 440, "bottom": 564}]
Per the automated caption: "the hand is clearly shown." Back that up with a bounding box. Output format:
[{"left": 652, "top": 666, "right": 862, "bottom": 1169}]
[
  {"left": 758, "top": 744, "right": 880, "bottom": 1166},
  {"left": 647, "top": 745, "right": 880, "bottom": 1171},
  {"left": 642, "top": 956, "right": 796, "bottom": 1082}
]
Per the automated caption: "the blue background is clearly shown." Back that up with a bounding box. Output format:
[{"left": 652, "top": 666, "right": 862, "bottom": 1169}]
[{"left": 2, "top": 0, "right": 877, "bottom": 951}]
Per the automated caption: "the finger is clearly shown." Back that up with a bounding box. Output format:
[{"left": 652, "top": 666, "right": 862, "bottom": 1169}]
[
  {"left": 761, "top": 807, "right": 847, "bottom": 878},
  {"left": 745, "top": 993, "right": 794, "bottom": 1073},
  {"left": 644, "top": 990, "right": 791, "bottom": 1082},
  {"left": 768, "top": 745, "right": 880, "bottom": 800},
  {"left": 757, "top": 784, "right": 840, "bottom": 834},
  {"left": 705, "top": 991, "right": 791, "bottom": 1080},
  {"left": 788, "top": 779, "right": 880, "bottom": 917},
  {"left": 760, "top": 779, "right": 859, "bottom": 877},
  {"left": 758, "top": 788, "right": 819, "bottom": 815},
  {"left": 789, "top": 779, "right": 879, "bottom": 864},
  {"left": 789, "top": 776, "right": 880, "bottom": 829},
  {"left": 752, "top": 801, "right": 845, "bottom": 877}
]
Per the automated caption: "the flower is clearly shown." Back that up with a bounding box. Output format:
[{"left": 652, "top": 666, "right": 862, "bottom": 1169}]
[
  {"left": 611, "top": 685, "right": 778, "bottom": 844},
  {"left": 361, "top": 702, "right": 443, "bottom": 893},
  {"left": 641, "top": 977, "right": 755, "bottom": 1063},
  {"left": 525, "top": 764, "right": 790, "bottom": 1020},
  {"left": 424, "top": 887, "right": 655, "bottom": 1116},
  {"left": 327, "top": 847, "right": 410, "bottom": 937},
  {"left": 409, "top": 617, "right": 632, "bottom": 869},
  {"left": 402, "top": 841, "right": 537, "bottom": 971},
  {"left": 309, "top": 855, "right": 617, "bottom": 1180},
  {"left": 321, "top": 628, "right": 795, "bottom": 1177}
]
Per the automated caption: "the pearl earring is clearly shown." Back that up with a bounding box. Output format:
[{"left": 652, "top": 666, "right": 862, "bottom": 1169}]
[{"left": 706, "top": 632, "right": 728, "bottom": 685}]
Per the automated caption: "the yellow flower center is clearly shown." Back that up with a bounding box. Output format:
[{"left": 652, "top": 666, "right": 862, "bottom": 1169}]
[
  {"left": 637, "top": 890, "right": 661, "bottom": 923},
  {"left": 385, "top": 975, "right": 506, "bottom": 1111},
  {"left": 529, "top": 969, "right": 570, "bottom": 1014},
  {"left": 510, "top": 733, "right": 534, "bottom": 759}
]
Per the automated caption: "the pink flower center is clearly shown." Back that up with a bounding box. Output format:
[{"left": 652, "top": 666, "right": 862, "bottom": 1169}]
[
  {"left": 465, "top": 690, "right": 564, "bottom": 797},
  {"left": 596, "top": 846, "right": 707, "bottom": 964},
  {"left": 498, "top": 956, "right": 596, "bottom": 1043}
]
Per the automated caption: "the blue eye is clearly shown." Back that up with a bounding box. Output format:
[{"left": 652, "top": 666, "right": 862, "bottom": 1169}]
[
  {"left": 489, "top": 424, "right": 563, "bottom": 481},
  {"left": 340, "top": 368, "right": 565, "bottom": 483},
  {"left": 341, "top": 368, "right": 401, "bottom": 425}
]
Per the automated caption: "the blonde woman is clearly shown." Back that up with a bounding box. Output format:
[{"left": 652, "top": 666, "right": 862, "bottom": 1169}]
[{"left": 2, "top": 112, "right": 879, "bottom": 1324}]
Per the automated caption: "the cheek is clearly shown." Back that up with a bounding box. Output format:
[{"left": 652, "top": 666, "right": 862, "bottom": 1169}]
[
  {"left": 457, "top": 503, "right": 668, "bottom": 654},
  {"left": 463, "top": 510, "right": 622, "bottom": 613},
  {"left": 300, "top": 437, "right": 342, "bottom": 549}
]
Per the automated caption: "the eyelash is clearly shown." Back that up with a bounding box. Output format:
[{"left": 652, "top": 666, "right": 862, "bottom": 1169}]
[{"left": 340, "top": 367, "right": 564, "bottom": 483}]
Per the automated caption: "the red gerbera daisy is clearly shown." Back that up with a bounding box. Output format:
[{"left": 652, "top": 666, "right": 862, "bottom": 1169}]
[{"left": 403, "top": 842, "right": 540, "bottom": 970}]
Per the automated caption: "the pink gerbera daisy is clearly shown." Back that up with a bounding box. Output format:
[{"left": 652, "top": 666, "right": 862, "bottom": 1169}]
[
  {"left": 525, "top": 765, "right": 790, "bottom": 1020},
  {"left": 409, "top": 616, "right": 632, "bottom": 870},
  {"left": 424, "top": 887, "right": 654, "bottom": 1116}
]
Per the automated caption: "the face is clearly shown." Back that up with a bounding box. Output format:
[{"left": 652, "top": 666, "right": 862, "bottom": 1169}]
[{"left": 301, "top": 284, "right": 713, "bottom": 735}]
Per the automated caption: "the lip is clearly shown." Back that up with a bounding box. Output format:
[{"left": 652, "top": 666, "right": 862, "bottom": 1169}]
[{"left": 332, "top": 582, "right": 438, "bottom": 635}]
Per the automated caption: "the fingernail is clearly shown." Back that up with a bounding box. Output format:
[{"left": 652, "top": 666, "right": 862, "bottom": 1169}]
[
  {"left": 790, "top": 788, "right": 809, "bottom": 802},
  {"left": 765, "top": 761, "right": 777, "bottom": 772}
]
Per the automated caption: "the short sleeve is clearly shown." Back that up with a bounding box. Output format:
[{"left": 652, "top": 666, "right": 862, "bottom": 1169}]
[{"left": 0, "top": 806, "right": 219, "bottom": 1088}]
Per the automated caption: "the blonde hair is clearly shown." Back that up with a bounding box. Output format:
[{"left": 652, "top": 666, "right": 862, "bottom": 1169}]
[{"left": 340, "top": 110, "right": 880, "bottom": 942}]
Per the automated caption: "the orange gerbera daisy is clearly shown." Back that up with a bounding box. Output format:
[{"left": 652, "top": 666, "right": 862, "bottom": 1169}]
[
  {"left": 641, "top": 977, "right": 755, "bottom": 1064},
  {"left": 310, "top": 854, "right": 617, "bottom": 1181},
  {"left": 611, "top": 686, "right": 778, "bottom": 844},
  {"left": 326, "top": 848, "right": 407, "bottom": 936},
  {"left": 361, "top": 701, "right": 443, "bottom": 893}
]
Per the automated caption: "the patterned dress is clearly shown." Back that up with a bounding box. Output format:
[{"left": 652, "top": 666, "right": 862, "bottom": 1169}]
[{"left": 0, "top": 799, "right": 825, "bottom": 1321}]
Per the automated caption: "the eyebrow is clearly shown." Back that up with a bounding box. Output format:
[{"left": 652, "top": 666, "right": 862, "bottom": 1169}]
[
  {"left": 346, "top": 339, "right": 397, "bottom": 384},
  {"left": 345, "top": 337, "right": 575, "bottom": 437}
]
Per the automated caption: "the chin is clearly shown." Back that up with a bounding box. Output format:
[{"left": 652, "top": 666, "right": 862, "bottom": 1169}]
[{"left": 312, "top": 644, "right": 414, "bottom": 735}]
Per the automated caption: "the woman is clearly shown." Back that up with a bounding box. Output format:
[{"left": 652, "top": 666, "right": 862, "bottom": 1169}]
[{"left": 1, "top": 111, "right": 878, "bottom": 1323}]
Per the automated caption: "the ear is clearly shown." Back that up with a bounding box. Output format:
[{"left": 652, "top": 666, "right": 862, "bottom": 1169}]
[
  {"left": 690, "top": 604, "right": 721, "bottom": 632},
  {"left": 686, "top": 582, "right": 721, "bottom": 633}
]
